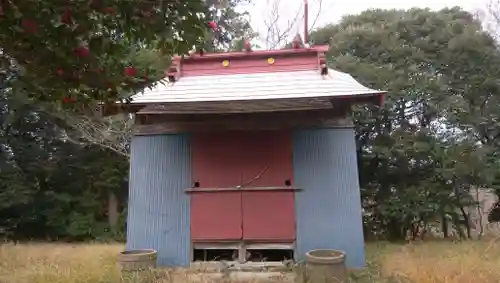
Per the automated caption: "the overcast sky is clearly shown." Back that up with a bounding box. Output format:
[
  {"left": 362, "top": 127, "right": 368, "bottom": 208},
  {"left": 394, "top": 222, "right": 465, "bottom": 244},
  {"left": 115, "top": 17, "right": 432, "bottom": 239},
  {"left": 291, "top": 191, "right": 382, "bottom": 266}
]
[{"left": 239, "top": 0, "right": 490, "bottom": 48}]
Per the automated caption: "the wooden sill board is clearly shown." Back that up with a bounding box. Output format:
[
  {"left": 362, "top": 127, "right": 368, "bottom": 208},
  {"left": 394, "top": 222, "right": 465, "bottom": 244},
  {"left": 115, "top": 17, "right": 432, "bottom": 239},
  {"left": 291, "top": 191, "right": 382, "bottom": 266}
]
[
  {"left": 192, "top": 242, "right": 295, "bottom": 250},
  {"left": 185, "top": 186, "right": 301, "bottom": 193},
  {"left": 190, "top": 261, "right": 290, "bottom": 273}
]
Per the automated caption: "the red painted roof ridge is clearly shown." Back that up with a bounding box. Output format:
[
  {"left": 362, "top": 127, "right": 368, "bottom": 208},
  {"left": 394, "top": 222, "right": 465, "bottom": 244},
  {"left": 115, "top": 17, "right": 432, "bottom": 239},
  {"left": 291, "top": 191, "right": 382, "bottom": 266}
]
[
  {"left": 166, "top": 45, "right": 330, "bottom": 81},
  {"left": 173, "top": 45, "right": 330, "bottom": 62}
]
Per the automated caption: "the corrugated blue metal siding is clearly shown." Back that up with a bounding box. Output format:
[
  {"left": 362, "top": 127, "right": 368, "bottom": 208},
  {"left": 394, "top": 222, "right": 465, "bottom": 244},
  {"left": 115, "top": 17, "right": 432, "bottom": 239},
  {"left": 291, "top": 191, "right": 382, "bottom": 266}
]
[
  {"left": 293, "top": 128, "right": 365, "bottom": 269},
  {"left": 126, "top": 134, "right": 191, "bottom": 267}
]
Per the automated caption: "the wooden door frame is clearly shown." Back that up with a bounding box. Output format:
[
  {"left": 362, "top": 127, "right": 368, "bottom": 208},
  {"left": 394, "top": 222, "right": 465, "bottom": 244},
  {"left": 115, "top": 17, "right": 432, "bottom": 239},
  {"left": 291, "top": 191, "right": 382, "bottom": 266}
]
[{"left": 191, "top": 241, "right": 296, "bottom": 263}]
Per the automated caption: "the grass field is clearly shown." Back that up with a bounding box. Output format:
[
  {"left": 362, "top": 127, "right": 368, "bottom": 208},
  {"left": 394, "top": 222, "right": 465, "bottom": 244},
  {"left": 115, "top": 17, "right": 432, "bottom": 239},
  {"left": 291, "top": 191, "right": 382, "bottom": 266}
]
[{"left": 1, "top": 240, "right": 500, "bottom": 283}]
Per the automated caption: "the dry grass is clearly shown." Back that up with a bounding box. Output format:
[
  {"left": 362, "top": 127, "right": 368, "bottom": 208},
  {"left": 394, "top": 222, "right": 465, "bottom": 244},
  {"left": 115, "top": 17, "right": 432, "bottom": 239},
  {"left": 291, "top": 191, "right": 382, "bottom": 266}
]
[
  {"left": 0, "top": 243, "right": 124, "bottom": 283},
  {"left": 0, "top": 240, "right": 499, "bottom": 283},
  {"left": 376, "top": 240, "right": 500, "bottom": 283}
]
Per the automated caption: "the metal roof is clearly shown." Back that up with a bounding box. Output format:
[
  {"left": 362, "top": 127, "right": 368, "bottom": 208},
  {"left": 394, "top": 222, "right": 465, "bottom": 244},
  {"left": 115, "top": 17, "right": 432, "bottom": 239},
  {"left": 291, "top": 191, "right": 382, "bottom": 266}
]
[
  {"left": 129, "top": 69, "right": 385, "bottom": 114},
  {"left": 132, "top": 69, "right": 383, "bottom": 103}
]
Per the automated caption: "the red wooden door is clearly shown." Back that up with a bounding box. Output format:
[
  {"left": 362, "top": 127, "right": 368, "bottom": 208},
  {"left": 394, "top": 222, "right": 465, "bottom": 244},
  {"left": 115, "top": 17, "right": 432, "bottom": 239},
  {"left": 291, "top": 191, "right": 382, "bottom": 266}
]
[
  {"left": 191, "top": 132, "right": 243, "bottom": 241},
  {"left": 241, "top": 191, "right": 295, "bottom": 241},
  {"left": 239, "top": 130, "right": 295, "bottom": 241},
  {"left": 190, "top": 130, "right": 295, "bottom": 242},
  {"left": 239, "top": 130, "right": 293, "bottom": 187},
  {"left": 192, "top": 132, "right": 242, "bottom": 188},
  {"left": 190, "top": 191, "right": 242, "bottom": 241}
]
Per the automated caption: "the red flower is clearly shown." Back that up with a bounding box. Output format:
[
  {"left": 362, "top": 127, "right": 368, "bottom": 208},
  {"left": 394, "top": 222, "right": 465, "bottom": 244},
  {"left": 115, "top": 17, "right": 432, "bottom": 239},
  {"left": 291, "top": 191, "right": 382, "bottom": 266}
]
[
  {"left": 103, "top": 6, "right": 115, "bottom": 14},
  {"left": 56, "top": 68, "right": 64, "bottom": 76},
  {"left": 62, "top": 97, "right": 75, "bottom": 103},
  {"left": 21, "top": 19, "right": 38, "bottom": 33},
  {"left": 207, "top": 21, "right": 217, "bottom": 31},
  {"left": 104, "top": 80, "right": 113, "bottom": 89},
  {"left": 74, "top": 46, "right": 89, "bottom": 57},
  {"left": 124, "top": 66, "right": 137, "bottom": 77},
  {"left": 61, "top": 7, "right": 72, "bottom": 25}
]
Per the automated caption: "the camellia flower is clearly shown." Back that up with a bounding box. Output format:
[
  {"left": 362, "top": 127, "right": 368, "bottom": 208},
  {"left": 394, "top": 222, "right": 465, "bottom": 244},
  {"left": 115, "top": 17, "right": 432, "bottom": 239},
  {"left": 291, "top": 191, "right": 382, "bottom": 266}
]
[
  {"left": 21, "top": 19, "right": 38, "bottom": 33},
  {"left": 62, "top": 97, "right": 75, "bottom": 103},
  {"left": 61, "top": 7, "right": 72, "bottom": 25},
  {"left": 207, "top": 21, "right": 217, "bottom": 31},
  {"left": 74, "top": 46, "right": 89, "bottom": 57},
  {"left": 103, "top": 7, "right": 115, "bottom": 14},
  {"left": 104, "top": 80, "right": 113, "bottom": 89},
  {"left": 125, "top": 66, "right": 137, "bottom": 77}
]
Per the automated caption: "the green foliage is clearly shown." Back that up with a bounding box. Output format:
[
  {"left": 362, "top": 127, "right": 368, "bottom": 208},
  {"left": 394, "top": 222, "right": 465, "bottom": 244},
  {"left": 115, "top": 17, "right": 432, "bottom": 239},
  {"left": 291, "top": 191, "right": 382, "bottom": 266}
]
[
  {"left": 0, "top": 0, "right": 244, "bottom": 107},
  {"left": 0, "top": 0, "right": 254, "bottom": 241},
  {"left": 311, "top": 7, "right": 500, "bottom": 240},
  {"left": 0, "top": 59, "right": 129, "bottom": 240},
  {"left": 2, "top": 5, "right": 500, "bottom": 243},
  {"left": 203, "top": 0, "right": 256, "bottom": 52}
]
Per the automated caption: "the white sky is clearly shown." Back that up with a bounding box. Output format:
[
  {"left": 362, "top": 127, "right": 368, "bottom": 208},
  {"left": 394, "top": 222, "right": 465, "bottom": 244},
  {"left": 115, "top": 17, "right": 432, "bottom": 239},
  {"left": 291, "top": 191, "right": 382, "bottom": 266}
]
[{"left": 239, "top": 0, "right": 490, "bottom": 48}]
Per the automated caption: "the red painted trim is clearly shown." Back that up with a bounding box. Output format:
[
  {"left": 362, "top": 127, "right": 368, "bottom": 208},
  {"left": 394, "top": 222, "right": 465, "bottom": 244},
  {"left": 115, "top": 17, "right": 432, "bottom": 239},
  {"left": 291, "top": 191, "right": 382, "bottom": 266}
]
[
  {"left": 172, "top": 46, "right": 330, "bottom": 78},
  {"left": 182, "top": 65, "right": 317, "bottom": 77},
  {"left": 182, "top": 55, "right": 317, "bottom": 76},
  {"left": 378, "top": 93, "right": 386, "bottom": 106},
  {"left": 176, "top": 45, "right": 329, "bottom": 62},
  {"left": 184, "top": 54, "right": 316, "bottom": 71},
  {"left": 166, "top": 57, "right": 181, "bottom": 81},
  {"left": 317, "top": 52, "right": 326, "bottom": 67}
]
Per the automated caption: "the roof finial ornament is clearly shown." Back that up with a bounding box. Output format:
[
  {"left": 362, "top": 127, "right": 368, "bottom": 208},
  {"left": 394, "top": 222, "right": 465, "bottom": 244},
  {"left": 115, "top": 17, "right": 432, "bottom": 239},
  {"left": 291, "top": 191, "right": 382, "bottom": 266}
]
[
  {"left": 292, "top": 33, "right": 303, "bottom": 49},
  {"left": 243, "top": 38, "right": 252, "bottom": 52},
  {"left": 318, "top": 53, "right": 328, "bottom": 76}
]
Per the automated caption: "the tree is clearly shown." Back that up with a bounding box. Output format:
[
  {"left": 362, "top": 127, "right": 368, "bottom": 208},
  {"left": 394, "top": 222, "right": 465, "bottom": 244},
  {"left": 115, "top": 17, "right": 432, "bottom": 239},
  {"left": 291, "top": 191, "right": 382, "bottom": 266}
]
[
  {"left": 0, "top": 1, "right": 220, "bottom": 106},
  {"left": 0, "top": 70, "right": 129, "bottom": 239},
  {"left": 310, "top": 7, "right": 500, "bottom": 240},
  {"left": 0, "top": 1, "right": 257, "bottom": 240},
  {"left": 45, "top": 47, "right": 170, "bottom": 158},
  {"left": 203, "top": 0, "right": 256, "bottom": 51},
  {"left": 484, "top": 0, "right": 500, "bottom": 39},
  {"left": 0, "top": 1, "right": 255, "bottom": 157},
  {"left": 0, "top": 1, "right": 257, "bottom": 233}
]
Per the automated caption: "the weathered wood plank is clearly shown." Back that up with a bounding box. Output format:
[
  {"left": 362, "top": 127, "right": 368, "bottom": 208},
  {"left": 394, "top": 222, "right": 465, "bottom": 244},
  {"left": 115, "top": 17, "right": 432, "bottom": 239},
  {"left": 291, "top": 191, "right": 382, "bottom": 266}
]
[
  {"left": 134, "top": 109, "right": 354, "bottom": 135},
  {"left": 185, "top": 186, "right": 302, "bottom": 193},
  {"left": 136, "top": 97, "right": 333, "bottom": 114},
  {"left": 192, "top": 242, "right": 295, "bottom": 250}
]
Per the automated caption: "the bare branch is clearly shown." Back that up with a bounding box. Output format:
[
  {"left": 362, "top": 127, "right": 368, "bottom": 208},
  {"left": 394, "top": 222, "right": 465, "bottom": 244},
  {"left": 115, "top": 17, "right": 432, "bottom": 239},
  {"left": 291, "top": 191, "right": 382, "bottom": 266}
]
[
  {"left": 308, "top": 0, "right": 323, "bottom": 33},
  {"left": 484, "top": 0, "right": 500, "bottom": 40},
  {"left": 40, "top": 103, "right": 132, "bottom": 158},
  {"left": 261, "top": 0, "right": 324, "bottom": 49}
]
